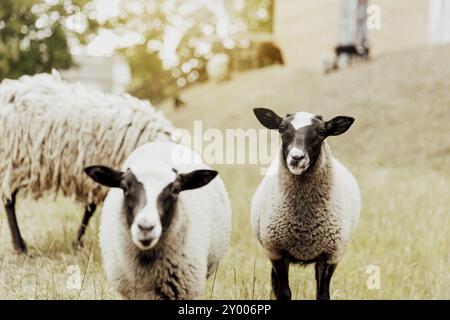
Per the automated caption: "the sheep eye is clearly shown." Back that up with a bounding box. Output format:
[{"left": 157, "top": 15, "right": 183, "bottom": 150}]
[
  {"left": 317, "top": 128, "right": 326, "bottom": 136},
  {"left": 279, "top": 126, "right": 286, "bottom": 133}
]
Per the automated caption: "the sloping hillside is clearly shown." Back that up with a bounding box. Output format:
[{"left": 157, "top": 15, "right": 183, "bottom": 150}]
[
  {"left": 162, "top": 44, "right": 450, "bottom": 169},
  {"left": 0, "top": 45, "right": 448, "bottom": 299},
  {"left": 159, "top": 45, "right": 450, "bottom": 299},
  {"left": 275, "top": 0, "right": 429, "bottom": 70}
]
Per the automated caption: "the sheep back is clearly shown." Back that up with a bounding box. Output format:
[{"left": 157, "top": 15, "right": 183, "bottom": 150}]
[{"left": 0, "top": 72, "right": 176, "bottom": 203}]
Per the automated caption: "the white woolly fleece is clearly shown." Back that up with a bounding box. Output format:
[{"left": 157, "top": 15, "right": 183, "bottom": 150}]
[
  {"left": 251, "top": 142, "right": 360, "bottom": 264},
  {"left": 0, "top": 71, "right": 176, "bottom": 203},
  {"left": 100, "top": 141, "right": 232, "bottom": 299}
]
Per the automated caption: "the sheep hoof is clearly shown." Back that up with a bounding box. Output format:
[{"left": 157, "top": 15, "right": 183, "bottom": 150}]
[
  {"left": 72, "top": 240, "right": 84, "bottom": 249},
  {"left": 13, "top": 242, "right": 28, "bottom": 255},
  {"left": 14, "top": 249, "right": 28, "bottom": 255}
]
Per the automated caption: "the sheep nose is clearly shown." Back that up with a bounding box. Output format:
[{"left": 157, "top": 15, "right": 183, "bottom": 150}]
[
  {"left": 138, "top": 224, "right": 155, "bottom": 232},
  {"left": 291, "top": 154, "right": 304, "bottom": 161}
]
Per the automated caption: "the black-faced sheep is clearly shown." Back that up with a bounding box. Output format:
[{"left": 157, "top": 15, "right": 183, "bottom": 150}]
[
  {"left": 84, "top": 141, "right": 232, "bottom": 299},
  {"left": 251, "top": 108, "right": 360, "bottom": 300},
  {"left": 0, "top": 72, "right": 176, "bottom": 254}
]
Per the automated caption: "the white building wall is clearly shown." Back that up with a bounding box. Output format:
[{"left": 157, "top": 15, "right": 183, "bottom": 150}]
[
  {"left": 274, "top": 0, "right": 429, "bottom": 71},
  {"left": 60, "top": 54, "right": 131, "bottom": 94},
  {"left": 428, "top": 0, "right": 450, "bottom": 44}
]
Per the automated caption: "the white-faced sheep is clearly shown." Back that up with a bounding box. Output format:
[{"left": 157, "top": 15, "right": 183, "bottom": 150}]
[
  {"left": 84, "top": 141, "right": 232, "bottom": 299},
  {"left": 251, "top": 108, "right": 360, "bottom": 300},
  {"left": 0, "top": 71, "right": 176, "bottom": 254}
]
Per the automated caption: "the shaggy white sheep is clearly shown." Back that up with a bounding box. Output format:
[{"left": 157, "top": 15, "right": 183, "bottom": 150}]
[
  {"left": 251, "top": 108, "right": 360, "bottom": 300},
  {"left": 0, "top": 71, "right": 176, "bottom": 253},
  {"left": 85, "top": 141, "right": 232, "bottom": 299}
]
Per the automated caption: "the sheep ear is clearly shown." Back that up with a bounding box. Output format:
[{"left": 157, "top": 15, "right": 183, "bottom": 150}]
[
  {"left": 253, "top": 108, "right": 282, "bottom": 130},
  {"left": 324, "top": 116, "right": 354, "bottom": 136},
  {"left": 84, "top": 166, "right": 124, "bottom": 188},
  {"left": 173, "top": 170, "right": 218, "bottom": 194}
]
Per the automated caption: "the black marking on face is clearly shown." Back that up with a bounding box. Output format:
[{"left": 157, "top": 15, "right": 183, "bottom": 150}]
[
  {"left": 251, "top": 109, "right": 327, "bottom": 172},
  {"left": 279, "top": 117, "right": 327, "bottom": 171},
  {"left": 120, "top": 170, "right": 147, "bottom": 228},
  {"left": 84, "top": 166, "right": 148, "bottom": 229},
  {"left": 86, "top": 165, "right": 219, "bottom": 261},
  {"left": 157, "top": 183, "right": 178, "bottom": 231},
  {"left": 156, "top": 169, "right": 218, "bottom": 230},
  {"left": 253, "top": 108, "right": 354, "bottom": 174},
  {"left": 137, "top": 169, "right": 218, "bottom": 265}
]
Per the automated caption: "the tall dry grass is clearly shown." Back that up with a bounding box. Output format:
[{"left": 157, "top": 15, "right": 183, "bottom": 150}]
[{"left": 1, "top": 45, "right": 449, "bottom": 299}]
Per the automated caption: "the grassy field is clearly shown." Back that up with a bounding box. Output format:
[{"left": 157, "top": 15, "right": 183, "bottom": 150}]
[{"left": 1, "top": 45, "right": 449, "bottom": 299}]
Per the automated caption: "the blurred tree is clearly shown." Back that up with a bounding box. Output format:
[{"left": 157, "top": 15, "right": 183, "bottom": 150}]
[
  {"left": 0, "top": 0, "right": 275, "bottom": 102},
  {"left": 227, "top": 0, "right": 274, "bottom": 33},
  {"left": 124, "top": 44, "right": 174, "bottom": 105},
  {"left": 0, "top": 0, "right": 99, "bottom": 80},
  {"left": 109, "top": 0, "right": 274, "bottom": 103}
]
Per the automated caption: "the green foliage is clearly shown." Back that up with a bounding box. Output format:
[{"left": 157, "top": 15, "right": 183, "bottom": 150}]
[
  {"left": 124, "top": 44, "right": 175, "bottom": 105},
  {"left": 114, "top": 0, "right": 274, "bottom": 103},
  {"left": 0, "top": 0, "right": 275, "bottom": 101},
  {"left": 0, "top": 45, "right": 449, "bottom": 300},
  {"left": 0, "top": 0, "right": 99, "bottom": 80},
  {"left": 226, "top": 0, "right": 274, "bottom": 33}
]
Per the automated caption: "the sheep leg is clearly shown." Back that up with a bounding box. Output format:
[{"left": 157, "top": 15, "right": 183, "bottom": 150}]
[
  {"left": 74, "top": 203, "right": 96, "bottom": 247},
  {"left": 270, "top": 257, "right": 291, "bottom": 300},
  {"left": 2, "top": 190, "right": 27, "bottom": 254},
  {"left": 315, "top": 260, "right": 337, "bottom": 300}
]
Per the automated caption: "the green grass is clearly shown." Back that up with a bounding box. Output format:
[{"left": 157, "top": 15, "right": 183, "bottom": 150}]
[{"left": 1, "top": 45, "right": 449, "bottom": 299}]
